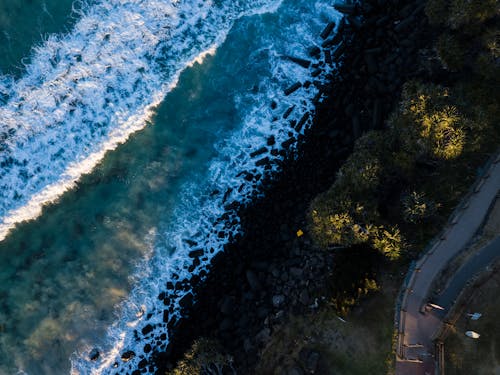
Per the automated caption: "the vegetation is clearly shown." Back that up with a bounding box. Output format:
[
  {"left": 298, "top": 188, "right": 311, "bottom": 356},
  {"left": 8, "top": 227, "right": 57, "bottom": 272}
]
[
  {"left": 256, "top": 273, "right": 398, "bottom": 375},
  {"left": 309, "top": 0, "right": 499, "bottom": 318},
  {"left": 167, "top": 338, "right": 235, "bottom": 375},
  {"left": 444, "top": 269, "right": 500, "bottom": 375}
]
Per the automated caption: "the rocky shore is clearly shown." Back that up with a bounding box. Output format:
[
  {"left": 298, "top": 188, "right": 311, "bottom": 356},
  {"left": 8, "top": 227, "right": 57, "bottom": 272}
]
[{"left": 153, "top": 0, "right": 435, "bottom": 373}]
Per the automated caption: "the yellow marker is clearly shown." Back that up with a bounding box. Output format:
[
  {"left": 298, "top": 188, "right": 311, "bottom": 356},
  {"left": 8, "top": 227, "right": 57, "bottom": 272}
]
[{"left": 296, "top": 229, "right": 304, "bottom": 237}]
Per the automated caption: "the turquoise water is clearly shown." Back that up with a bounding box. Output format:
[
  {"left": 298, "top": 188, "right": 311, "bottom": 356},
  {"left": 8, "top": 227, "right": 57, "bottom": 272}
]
[
  {"left": 0, "top": 0, "right": 86, "bottom": 76},
  {"left": 0, "top": 0, "right": 340, "bottom": 374}
]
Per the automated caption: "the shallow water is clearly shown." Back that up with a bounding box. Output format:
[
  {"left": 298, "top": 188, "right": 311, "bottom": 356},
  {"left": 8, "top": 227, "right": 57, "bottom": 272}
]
[{"left": 0, "top": 0, "right": 341, "bottom": 373}]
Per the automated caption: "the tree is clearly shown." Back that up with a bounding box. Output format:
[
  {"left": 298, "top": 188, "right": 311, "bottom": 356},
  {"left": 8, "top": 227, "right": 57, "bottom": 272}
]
[{"left": 390, "top": 81, "right": 466, "bottom": 161}]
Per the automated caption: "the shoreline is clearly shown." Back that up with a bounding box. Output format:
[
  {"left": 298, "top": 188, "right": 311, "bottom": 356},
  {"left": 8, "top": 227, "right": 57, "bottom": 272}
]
[{"left": 153, "top": 0, "right": 434, "bottom": 373}]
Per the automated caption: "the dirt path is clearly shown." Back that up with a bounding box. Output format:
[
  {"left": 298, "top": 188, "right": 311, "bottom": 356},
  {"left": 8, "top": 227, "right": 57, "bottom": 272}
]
[{"left": 395, "top": 153, "right": 500, "bottom": 375}]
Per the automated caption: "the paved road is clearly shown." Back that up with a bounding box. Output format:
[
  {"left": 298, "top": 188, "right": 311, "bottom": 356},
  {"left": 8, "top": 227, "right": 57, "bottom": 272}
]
[{"left": 395, "top": 154, "right": 500, "bottom": 375}]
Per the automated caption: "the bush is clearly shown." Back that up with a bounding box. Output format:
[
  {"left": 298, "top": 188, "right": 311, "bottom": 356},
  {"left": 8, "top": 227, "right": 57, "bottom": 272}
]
[
  {"left": 168, "top": 338, "right": 235, "bottom": 375},
  {"left": 402, "top": 191, "right": 437, "bottom": 223}
]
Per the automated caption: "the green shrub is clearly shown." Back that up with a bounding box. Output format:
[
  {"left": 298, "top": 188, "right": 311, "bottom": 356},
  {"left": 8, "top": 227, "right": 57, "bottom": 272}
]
[
  {"left": 402, "top": 191, "right": 437, "bottom": 223},
  {"left": 168, "top": 338, "right": 235, "bottom": 375}
]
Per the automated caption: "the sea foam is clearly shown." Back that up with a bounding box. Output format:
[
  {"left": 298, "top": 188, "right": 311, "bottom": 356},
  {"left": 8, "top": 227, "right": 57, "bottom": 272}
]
[
  {"left": 69, "top": 1, "right": 342, "bottom": 373},
  {"left": 0, "top": 0, "right": 283, "bottom": 241}
]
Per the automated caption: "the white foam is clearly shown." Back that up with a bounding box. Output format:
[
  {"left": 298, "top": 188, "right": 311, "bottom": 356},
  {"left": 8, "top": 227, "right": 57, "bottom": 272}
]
[
  {"left": 73, "top": 1, "right": 342, "bottom": 373},
  {"left": 0, "top": 0, "right": 284, "bottom": 241}
]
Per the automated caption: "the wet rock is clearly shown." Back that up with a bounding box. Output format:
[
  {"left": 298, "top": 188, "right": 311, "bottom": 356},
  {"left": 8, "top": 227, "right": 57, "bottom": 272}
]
[
  {"left": 89, "top": 348, "right": 100, "bottom": 361},
  {"left": 138, "top": 358, "right": 148, "bottom": 369},
  {"left": 250, "top": 147, "right": 268, "bottom": 158},
  {"left": 284, "top": 82, "right": 302, "bottom": 96},
  {"left": 179, "top": 293, "right": 194, "bottom": 310},
  {"left": 142, "top": 324, "right": 154, "bottom": 336},
  {"left": 283, "top": 105, "right": 295, "bottom": 119},
  {"left": 286, "top": 56, "right": 311, "bottom": 69},
  {"left": 333, "top": 2, "right": 356, "bottom": 15},
  {"left": 188, "top": 249, "right": 204, "bottom": 258},
  {"left": 311, "top": 68, "right": 322, "bottom": 78},
  {"left": 121, "top": 350, "right": 135, "bottom": 362},
  {"left": 308, "top": 46, "right": 321, "bottom": 58},
  {"left": 320, "top": 22, "right": 336, "bottom": 40}
]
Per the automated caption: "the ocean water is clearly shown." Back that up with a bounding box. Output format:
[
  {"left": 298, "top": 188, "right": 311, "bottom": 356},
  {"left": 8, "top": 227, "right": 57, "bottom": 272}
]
[{"left": 0, "top": 0, "right": 341, "bottom": 374}]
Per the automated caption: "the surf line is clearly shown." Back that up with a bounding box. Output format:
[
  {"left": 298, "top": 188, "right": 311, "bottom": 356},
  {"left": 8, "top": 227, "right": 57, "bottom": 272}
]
[{"left": 0, "top": 0, "right": 283, "bottom": 241}]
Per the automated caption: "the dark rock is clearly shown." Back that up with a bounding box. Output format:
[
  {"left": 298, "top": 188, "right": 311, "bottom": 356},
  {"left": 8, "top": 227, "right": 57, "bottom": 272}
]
[
  {"left": 121, "top": 350, "right": 135, "bottom": 362},
  {"left": 306, "top": 350, "right": 320, "bottom": 373},
  {"left": 144, "top": 344, "right": 152, "bottom": 354},
  {"left": 308, "top": 46, "right": 321, "bottom": 58},
  {"left": 283, "top": 105, "right": 295, "bottom": 119},
  {"left": 138, "top": 358, "right": 148, "bottom": 369},
  {"left": 286, "top": 56, "right": 311, "bottom": 69},
  {"left": 284, "top": 82, "right": 302, "bottom": 96},
  {"left": 299, "top": 290, "right": 310, "bottom": 306},
  {"left": 179, "top": 293, "right": 194, "bottom": 310},
  {"left": 250, "top": 147, "right": 268, "bottom": 158},
  {"left": 333, "top": 2, "right": 356, "bottom": 14},
  {"left": 324, "top": 49, "right": 332, "bottom": 65},
  {"left": 257, "top": 306, "right": 269, "bottom": 318},
  {"left": 246, "top": 270, "right": 261, "bottom": 291},
  {"left": 332, "top": 41, "right": 345, "bottom": 59},
  {"left": 255, "top": 157, "right": 270, "bottom": 167},
  {"left": 89, "top": 348, "right": 100, "bottom": 361},
  {"left": 188, "top": 249, "right": 204, "bottom": 258},
  {"left": 272, "top": 295, "right": 286, "bottom": 307},
  {"left": 141, "top": 324, "right": 154, "bottom": 336},
  {"left": 320, "top": 22, "right": 336, "bottom": 40},
  {"left": 255, "top": 327, "right": 271, "bottom": 344},
  {"left": 182, "top": 239, "right": 198, "bottom": 247},
  {"left": 311, "top": 68, "right": 322, "bottom": 78},
  {"left": 220, "top": 296, "right": 235, "bottom": 315},
  {"left": 220, "top": 318, "right": 232, "bottom": 331},
  {"left": 296, "top": 112, "right": 310, "bottom": 132},
  {"left": 288, "top": 366, "right": 305, "bottom": 375}
]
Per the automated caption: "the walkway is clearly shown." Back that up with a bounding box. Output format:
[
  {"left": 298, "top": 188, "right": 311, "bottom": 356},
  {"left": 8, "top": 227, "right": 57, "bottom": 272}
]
[{"left": 395, "top": 153, "right": 500, "bottom": 375}]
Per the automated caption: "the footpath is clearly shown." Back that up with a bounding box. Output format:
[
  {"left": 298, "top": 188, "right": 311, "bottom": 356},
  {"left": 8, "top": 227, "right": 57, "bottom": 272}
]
[{"left": 395, "top": 152, "right": 500, "bottom": 375}]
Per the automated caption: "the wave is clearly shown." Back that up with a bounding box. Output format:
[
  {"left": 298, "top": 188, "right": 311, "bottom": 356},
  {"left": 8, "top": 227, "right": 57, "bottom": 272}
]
[
  {"left": 0, "top": 0, "right": 284, "bottom": 241},
  {"left": 71, "top": 1, "right": 342, "bottom": 373}
]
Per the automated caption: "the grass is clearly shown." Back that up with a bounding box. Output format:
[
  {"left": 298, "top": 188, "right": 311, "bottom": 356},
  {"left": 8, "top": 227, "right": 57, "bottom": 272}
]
[
  {"left": 256, "top": 275, "right": 398, "bottom": 375},
  {"left": 444, "top": 270, "right": 500, "bottom": 374}
]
